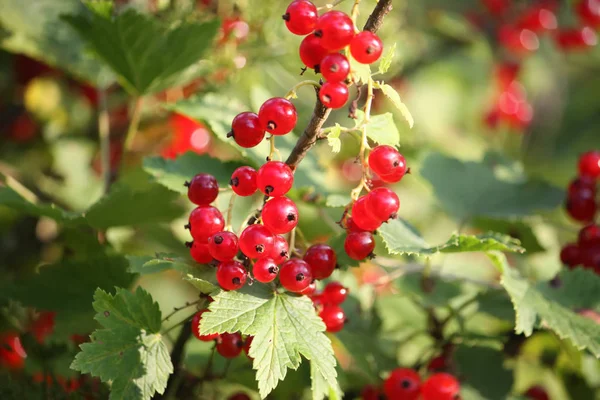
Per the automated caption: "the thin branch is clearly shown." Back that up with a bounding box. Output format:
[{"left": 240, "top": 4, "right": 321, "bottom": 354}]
[{"left": 363, "top": 0, "right": 393, "bottom": 33}]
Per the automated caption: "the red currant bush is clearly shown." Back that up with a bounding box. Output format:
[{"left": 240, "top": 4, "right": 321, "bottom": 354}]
[
  {"left": 239, "top": 224, "right": 275, "bottom": 259},
  {"left": 230, "top": 112, "right": 265, "bottom": 148},
  {"left": 261, "top": 196, "right": 299, "bottom": 234},
  {"left": 188, "top": 241, "right": 213, "bottom": 264},
  {"left": 344, "top": 231, "right": 375, "bottom": 260},
  {"left": 350, "top": 31, "right": 383, "bottom": 64},
  {"left": 384, "top": 368, "right": 421, "bottom": 400},
  {"left": 319, "top": 81, "right": 349, "bottom": 109},
  {"left": 216, "top": 260, "right": 248, "bottom": 290},
  {"left": 303, "top": 244, "right": 337, "bottom": 280},
  {"left": 231, "top": 166, "right": 258, "bottom": 196},
  {"left": 319, "top": 304, "right": 345, "bottom": 332},
  {"left": 208, "top": 231, "right": 239, "bottom": 261},
  {"left": 283, "top": 0, "right": 318, "bottom": 35},
  {"left": 256, "top": 161, "right": 294, "bottom": 197},
  {"left": 253, "top": 258, "right": 279, "bottom": 283},
  {"left": 279, "top": 258, "right": 313, "bottom": 292},
  {"left": 320, "top": 53, "right": 350, "bottom": 82},
  {"left": 314, "top": 11, "right": 355, "bottom": 51},
  {"left": 188, "top": 206, "right": 225, "bottom": 242},
  {"left": 299, "top": 34, "right": 331, "bottom": 70},
  {"left": 191, "top": 310, "right": 219, "bottom": 341},
  {"left": 216, "top": 332, "right": 244, "bottom": 358},
  {"left": 258, "top": 97, "right": 297, "bottom": 135},
  {"left": 185, "top": 173, "right": 218, "bottom": 205},
  {"left": 421, "top": 373, "right": 461, "bottom": 400}
]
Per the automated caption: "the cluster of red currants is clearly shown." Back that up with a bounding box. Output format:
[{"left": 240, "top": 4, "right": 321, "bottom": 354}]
[
  {"left": 485, "top": 62, "right": 533, "bottom": 131},
  {"left": 284, "top": 0, "right": 384, "bottom": 109},
  {"left": 309, "top": 282, "right": 349, "bottom": 333},
  {"left": 342, "top": 145, "right": 407, "bottom": 261},
  {"left": 560, "top": 151, "right": 600, "bottom": 273},
  {"left": 362, "top": 368, "right": 461, "bottom": 400}
]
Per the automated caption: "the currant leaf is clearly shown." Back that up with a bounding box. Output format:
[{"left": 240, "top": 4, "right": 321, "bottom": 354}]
[
  {"left": 0, "top": 186, "right": 81, "bottom": 223},
  {"left": 349, "top": 54, "right": 371, "bottom": 85},
  {"left": 376, "top": 82, "right": 414, "bottom": 128},
  {"left": 199, "top": 285, "right": 341, "bottom": 399},
  {"left": 354, "top": 110, "right": 400, "bottom": 147},
  {"left": 71, "top": 287, "right": 173, "bottom": 400},
  {"left": 377, "top": 42, "right": 396, "bottom": 74},
  {"left": 455, "top": 345, "right": 514, "bottom": 400},
  {"left": 326, "top": 123, "right": 343, "bottom": 153},
  {"left": 325, "top": 194, "right": 351, "bottom": 208}
]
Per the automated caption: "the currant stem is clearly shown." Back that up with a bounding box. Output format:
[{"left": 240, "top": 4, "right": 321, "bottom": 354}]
[
  {"left": 289, "top": 228, "right": 297, "bottom": 256},
  {"left": 268, "top": 135, "right": 281, "bottom": 161},
  {"left": 284, "top": 80, "right": 321, "bottom": 100},
  {"left": 225, "top": 193, "right": 237, "bottom": 230},
  {"left": 161, "top": 299, "right": 203, "bottom": 323},
  {"left": 350, "top": 0, "right": 362, "bottom": 32},
  {"left": 318, "top": 0, "right": 347, "bottom": 11},
  {"left": 124, "top": 97, "right": 144, "bottom": 151},
  {"left": 98, "top": 88, "right": 112, "bottom": 193}
]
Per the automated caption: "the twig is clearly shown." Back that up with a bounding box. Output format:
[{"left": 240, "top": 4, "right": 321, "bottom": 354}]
[
  {"left": 124, "top": 97, "right": 144, "bottom": 151},
  {"left": 363, "top": 0, "right": 393, "bottom": 33},
  {"left": 162, "top": 300, "right": 202, "bottom": 323}
]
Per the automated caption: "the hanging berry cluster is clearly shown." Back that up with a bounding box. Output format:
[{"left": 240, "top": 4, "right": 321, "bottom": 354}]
[{"left": 560, "top": 150, "right": 600, "bottom": 273}]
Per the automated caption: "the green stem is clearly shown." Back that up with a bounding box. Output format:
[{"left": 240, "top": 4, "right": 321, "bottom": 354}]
[
  {"left": 284, "top": 80, "right": 321, "bottom": 99},
  {"left": 124, "top": 97, "right": 144, "bottom": 151}
]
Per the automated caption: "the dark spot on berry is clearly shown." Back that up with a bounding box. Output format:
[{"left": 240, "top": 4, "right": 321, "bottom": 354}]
[
  {"left": 267, "top": 121, "right": 277, "bottom": 130},
  {"left": 295, "top": 273, "right": 305, "bottom": 281},
  {"left": 400, "top": 379, "right": 411, "bottom": 389},
  {"left": 389, "top": 213, "right": 398, "bottom": 220},
  {"left": 287, "top": 213, "right": 296, "bottom": 221},
  {"left": 230, "top": 177, "right": 239, "bottom": 187},
  {"left": 314, "top": 30, "right": 323, "bottom": 38},
  {"left": 184, "top": 223, "right": 191, "bottom": 230},
  {"left": 268, "top": 266, "right": 278, "bottom": 274},
  {"left": 232, "top": 277, "right": 241, "bottom": 285},
  {"left": 314, "top": 64, "right": 321, "bottom": 73},
  {"left": 366, "top": 45, "right": 375, "bottom": 54},
  {"left": 280, "top": 250, "right": 288, "bottom": 258},
  {"left": 282, "top": 12, "right": 290, "bottom": 21},
  {"left": 256, "top": 244, "right": 265, "bottom": 253},
  {"left": 393, "top": 160, "right": 399, "bottom": 167},
  {"left": 322, "top": 94, "right": 331, "bottom": 104},
  {"left": 265, "top": 185, "right": 274, "bottom": 194},
  {"left": 1, "top": 343, "right": 11, "bottom": 351},
  {"left": 104, "top": 311, "right": 110, "bottom": 317},
  {"left": 236, "top": 339, "right": 243, "bottom": 348},
  {"left": 329, "top": 63, "right": 339, "bottom": 73},
  {"left": 185, "top": 241, "right": 193, "bottom": 248},
  {"left": 226, "top": 130, "right": 234, "bottom": 138},
  {"left": 214, "top": 235, "right": 224, "bottom": 245},
  {"left": 184, "top": 181, "right": 190, "bottom": 187}
]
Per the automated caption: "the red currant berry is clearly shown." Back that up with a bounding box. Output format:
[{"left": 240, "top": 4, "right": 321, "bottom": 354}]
[
  {"left": 383, "top": 368, "right": 421, "bottom": 400},
  {"left": 568, "top": 176, "right": 596, "bottom": 198},
  {"left": 560, "top": 244, "right": 581, "bottom": 268},
  {"left": 208, "top": 231, "right": 239, "bottom": 261},
  {"left": 31, "top": 311, "right": 56, "bottom": 344},
  {"left": 239, "top": 224, "right": 275, "bottom": 259},
  {"left": 270, "top": 235, "right": 290, "bottom": 264},
  {"left": 566, "top": 194, "right": 597, "bottom": 223},
  {"left": 350, "top": 31, "right": 383, "bottom": 64},
  {"left": 351, "top": 196, "right": 382, "bottom": 231},
  {"left": 216, "top": 260, "right": 247, "bottom": 291},
  {"left": 319, "top": 81, "right": 349, "bottom": 109},
  {"left": 555, "top": 27, "right": 598, "bottom": 50},
  {"left": 216, "top": 332, "right": 243, "bottom": 358},
  {"left": 323, "top": 282, "right": 348, "bottom": 304},
  {"left": 188, "top": 241, "right": 213, "bottom": 264},
  {"left": 361, "top": 385, "right": 383, "bottom": 400},
  {"left": 299, "top": 280, "right": 317, "bottom": 296},
  {"left": 579, "top": 151, "right": 600, "bottom": 179},
  {"left": 579, "top": 224, "right": 600, "bottom": 248},
  {"left": 421, "top": 373, "right": 460, "bottom": 400},
  {"left": 279, "top": 258, "right": 313, "bottom": 292},
  {"left": 581, "top": 246, "right": 600, "bottom": 270},
  {"left": 243, "top": 335, "right": 253, "bottom": 357},
  {"left": 283, "top": 0, "right": 318, "bottom": 35},
  {"left": 191, "top": 310, "right": 219, "bottom": 341},
  {"left": 344, "top": 232, "right": 375, "bottom": 260},
  {"left": 319, "top": 304, "right": 345, "bottom": 332},
  {"left": 427, "top": 355, "right": 447, "bottom": 372},
  {"left": 524, "top": 385, "right": 549, "bottom": 400},
  {"left": 320, "top": 53, "right": 350, "bottom": 82},
  {"left": 303, "top": 244, "right": 337, "bottom": 280},
  {"left": 299, "top": 34, "right": 331, "bottom": 70},
  {"left": 185, "top": 173, "right": 218, "bottom": 205},
  {"left": 256, "top": 161, "right": 294, "bottom": 197},
  {"left": 253, "top": 258, "right": 279, "bottom": 283},
  {"left": 366, "top": 187, "right": 400, "bottom": 222},
  {"left": 262, "top": 196, "right": 299, "bottom": 234},
  {"left": 516, "top": 6, "right": 557, "bottom": 32},
  {"left": 230, "top": 112, "right": 265, "bottom": 148},
  {"left": 314, "top": 11, "right": 355, "bottom": 51},
  {"left": 231, "top": 166, "right": 258, "bottom": 196},
  {"left": 345, "top": 216, "right": 367, "bottom": 233},
  {"left": 188, "top": 206, "right": 225, "bottom": 242},
  {"left": 368, "top": 145, "right": 408, "bottom": 183},
  {"left": 228, "top": 393, "right": 251, "bottom": 400},
  {"left": 258, "top": 97, "right": 297, "bottom": 135},
  {"left": 577, "top": 0, "right": 600, "bottom": 28},
  {"left": 0, "top": 332, "right": 26, "bottom": 370}
]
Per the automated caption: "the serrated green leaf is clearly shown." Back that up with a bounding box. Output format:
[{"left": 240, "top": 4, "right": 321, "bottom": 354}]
[
  {"left": 421, "top": 153, "right": 564, "bottom": 221},
  {"left": 489, "top": 252, "right": 600, "bottom": 357},
  {"left": 378, "top": 218, "right": 525, "bottom": 256},
  {"left": 354, "top": 110, "right": 400, "bottom": 146},
  {"left": 0, "top": 186, "right": 81, "bottom": 223},
  {"left": 63, "top": 9, "right": 219, "bottom": 95},
  {"left": 0, "top": 0, "right": 112, "bottom": 85},
  {"left": 455, "top": 345, "right": 513, "bottom": 400},
  {"left": 377, "top": 43, "right": 396, "bottom": 74},
  {"left": 71, "top": 287, "right": 173, "bottom": 400},
  {"left": 143, "top": 152, "right": 243, "bottom": 194},
  {"left": 325, "top": 194, "right": 351, "bottom": 208},
  {"left": 377, "top": 83, "right": 414, "bottom": 128},
  {"left": 326, "top": 123, "right": 343, "bottom": 153},
  {"left": 349, "top": 55, "right": 371, "bottom": 85},
  {"left": 199, "top": 285, "right": 340, "bottom": 399},
  {"left": 472, "top": 217, "right": 545, "bottom": 253}
]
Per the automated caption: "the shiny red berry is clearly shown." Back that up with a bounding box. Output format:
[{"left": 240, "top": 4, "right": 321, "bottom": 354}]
[
  {"left": 345, "top": 216, "right": 367, "bottom": 233},
  {"left": 323, "top": 282, "right": 348, "bottom": 304},
  {"left": 350, "top": 31, "right": 383, "bottom": 64},
  {"left": 283, "top": 0, "right": 318, "bottom": 35},
  {"left": 427, "top": 355, "right": 448, "bottom": 372},
  {"left": 261, "top": 196, "right": 299, "bottom": 234},
  {"left": 208, "top": 231, "right": 239, "bottom": 261},
  {"left": 279, "top": 258, "right": 313, "bottom": 292},
  {"left": 524, "top": 385, "right": 549, "bottom": 400},
  {"left": 303, "top": 244, "right": 337, "bottom": 280},
  {"left": 30, "top": 311, "right": 56, "bottom": 344},
  {"left": 319, "top": 304, "right": 345, "bottom": 332},
  {"left": 319, "top": 81, "right": 349, "bottom": 109},
  {"left": 516, "top": 6, "right": 557, "bottom": 32},
  {"left": 320, "top": 53, "right": 350, "bottom": 82},
  {"left": 299, "top": 34, "right": 331, "bottom": 70},
  {"left": 239, "top": 224, "right": 275, "bottom": 259},
  {"left": 579, "top": 151, "right": 600, "bottom": 179},
  {"left": 344, "top": 231, "right": 375, "bottom": 260},
  {"left": 560, "top": 244, "right": 581, "bottom": 268},
  {"left": 351, "top": 196, "right": 382, "bottom": 231},
  {"left": 555, "top": 27, "right": 598, "bottom": 50},
  {"left": 568, "top": 176, "right": 596, "bottom": 198},
  {"left": 0, "top": 332, "right": 26, "bottom": 370},
  {"left": 191, "top": 310, "right": 219, "bottom": 341},
  {"left": 577, "top": 0, "right": 600, "bottom": 28},
  {"left": 299, "top": 280, "right": 317, "bottom": 296},
  {"left": 231, "top": 166, "right": 258, "bottom": 196},
  {"left": 566, "top": 194, "right": 597, "bottom": 223},
  {"left": 256, "top": 161, "right": 294, "bottom": 197},
  {"left": 230, "top": 112, "right": 265, "bottom": 148},
  {"left": 189, "top": 241, "right": 213, "bottom": 263},
  {"left": 216, "top": 332, "right": 243, "bottom": 358},
  {"left": 314, "top": 11, "right": 355, "bottom": 51},
  {"left": 366, "top": 187, "right": 400, "bottom": 222},
  {"left": 383, "top": 368, "right": 421, "bottom": 400},
  {"left": 188, "top": 206, "right": 225, "bottom": 241},
  {"left": 216, "top": 260, "right": 247, "bottom": 290},
  {"left": 270, "top": 235, "right": 290, "bottom": 264},
  {"left": 243, "top": 335, "right": 253, "bottom": 357},
  {"left": 368, "top": 145, "right": 408, "bottom": 183},
  {"left": 579, "top": 224, "right": 600, "bottom": 248},
  {"left": 421, "top": 373, "right": 461, "bottom": 400},
  {"left": 185, "top": 173, "right": 218, "bottom": 205},
  {"left": 253, "top": 258, "right": 279, "bottom": 283},
  {"left": 258, "top": 97, "right": 297, "bottom": 135}
]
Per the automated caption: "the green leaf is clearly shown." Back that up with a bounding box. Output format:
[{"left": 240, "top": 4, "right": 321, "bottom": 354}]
[
  {"left": 421, "top": 153, "right": 564, "bottom": 221},
  {"left": 489, "top": 252, "right": 600, "bottom": 357},
  {"left": 0, "top": 0, "right": 112, "bottom": 85},
  {"left": 378, "top": 218, "right": 524, "bottom": 256},
  {"left": 349, "top": 55, "right": 371, "bottom": 85},
  {"left": 376, "top": 83, "right": 414, "bottom": 129},
  {"left": 0, "top": 186, "right": 80, "bottom": 223},
  {"left": 455, "top": 345, "right": 513, "bottom": 400},
  {"left": 325, "top": 194, "right": 351, "bottom": 208},
  {"left": 71, "top": 287, "right": 173, "bottom": 400},
  {"left": 354, "top": 110, "right": 400, "bottom": 146},
  {"left": 472, "top": 217, "right": 545, "bottom": 253},
  {"left": 63, "top": 9, "right": 219, "bottom": 95},
  {"left": 326, "top": 123, "right": 343, "bottom": 153},
  {"left": 143, "top": 153, "right": 242, "bottom": 194},
  {"left": 377, "top": 43, "right": 396, "bottom": 74},
  {"left": 199, "top": 285, "right": 340, "bottom": 399},
  {"left": 85, "top": 183, "right": 183, "bottom": 228}
]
